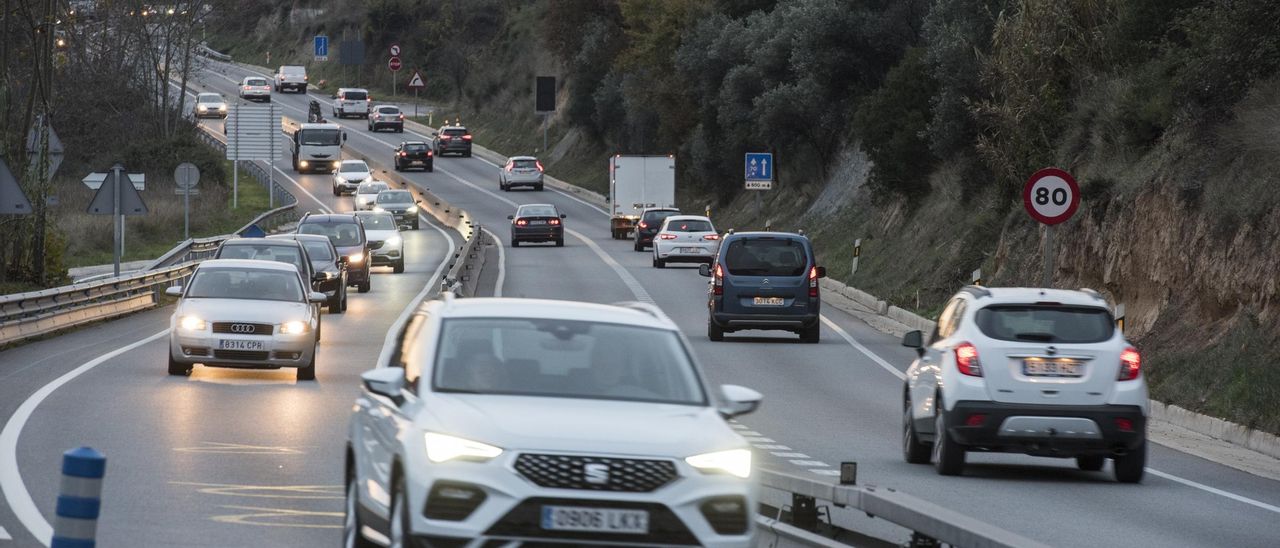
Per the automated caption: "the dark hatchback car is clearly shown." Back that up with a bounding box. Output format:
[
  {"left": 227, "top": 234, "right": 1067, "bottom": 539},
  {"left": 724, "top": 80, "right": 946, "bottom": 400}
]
[
  {"left": 508, "top": 203, "right": 565, "bottom": 247},
  {"left": 296, "top": 213, "right": 372, "bottom": 293},
  {"left": 699, "top": 231, "right": 827, "bottom": 343},
  {"left": 393, "top": 141, "right": 433, "bottom": 172},
  {"left": 432, "top": 125, "right": 472, "bottom": 157},
  {"left": 633, "top": 207, "right": 680, "bottom": 251},
  {"left": 268, "top": 233, "right": 348, "bottom": 314}
]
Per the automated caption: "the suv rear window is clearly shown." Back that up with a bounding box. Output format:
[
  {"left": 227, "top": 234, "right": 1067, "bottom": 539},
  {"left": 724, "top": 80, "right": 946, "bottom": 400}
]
[
  {"left": 513, "top": 159, "right": 538, "bottom": 169},
  {"left": 342, "top": 90, "right": 367, "bottom": 101},
  {"left": 377, "top": 106, "right": 399, "bottom": 114},
  {"left": 975, "top": 306, "right": 1114, "bottom": 344},
  {"left": 666, "top": 220, "right": 712, "bottom": 232},
  {"left": 723, "top": 238, "right": 807, "bottom": 276},
  {"left": 443, "top": 128, "right": 467, "bottom": 136},
  {"left": 298, "top": 222, "right": 363, "bottom": 247},
  {"left": 642, "top": 210, "right": 678, "bottom": 225}
]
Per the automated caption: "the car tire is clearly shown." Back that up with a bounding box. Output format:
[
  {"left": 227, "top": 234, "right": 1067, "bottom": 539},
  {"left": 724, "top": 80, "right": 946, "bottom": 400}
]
[
  {"left": 328, "top": 293, "right": 342, "bottom": 314},
  {"left": 358, "top": 280, "right": 370, "bottom": 293},
  {"left": 933, "top": 410, "right": 966, "bottom": 476},
  {"left": 555, "top": 238, "right": 564, "bottom": 247},
  {"left": 394, "top": 162, "right": 401, "bottom": 172},
  {"left": 393, "top": 260, "right": 405, "bottom": 274},
  {"left": 800, "top": 323, "right": 820, "bottom": 343},
  {"left": 511, "top": 240, "right": 520, "bottom": 248},
  {"left": 339, "top": 108, "right": 345, "bottom": 118},
  {"left": 300, "top": 85, "right": 307, "bottom": 94},
  {"left": 464, "top": 151, "right": 472, "bottom": 158},
  {"left": 1077, "top": 455, "right": 1105, "bottom": 472},
  {"left": 902, "top": 395, "right": 932, "bottom": 464},
  {"left": 412, "top": 219, "right": 420, "bottom": 230},
  {"left": 634, "top": 241, "right": 643, "bottom": 252},
  {"left": 707, "top": 321, "right": 724, "bottom": 342},
  {"left": 332, "top": 186, "right": 340, "bottom": 196},
  {"left": 343, "top": 474, "right": 377, "bottom": 548},
  {"left": 296, "top": 345, "right": 317, "bottom": 381},
  {"left": 389, "top": 474, "right": 410, "bottom": 548},
  {"left": 653, "top": 256, "right": 665, "bottom": 268},
  {"left": 341, "top": 287, "right": 349, "bottom": 312},
  {"left": 1113, "top": 440, "right": 1146, "bottom": 483},
  {"left": 167, "top": 354, "right": 189, "bottom": 376},
  {"left": 426, "top": 163, "right": 434, "bottom": 172},
  {"left": 536, "top": 184, "right": 544, "bottom": 191},
  {"left": 396, "top": 127, "right": 403, "bottom": 133}
]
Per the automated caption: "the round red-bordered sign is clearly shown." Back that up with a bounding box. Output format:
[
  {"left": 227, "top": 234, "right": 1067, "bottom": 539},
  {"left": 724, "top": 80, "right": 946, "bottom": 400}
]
[
  {"left": 1022, "top": 167, "right": 1080, "bottom": 225},
  {"left": 388, "top": 56, "right": 402, "bottom": 72}
]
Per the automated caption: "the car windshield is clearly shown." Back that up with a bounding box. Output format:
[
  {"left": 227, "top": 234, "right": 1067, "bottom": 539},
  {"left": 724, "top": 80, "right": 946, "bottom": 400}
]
[
  {"left": 518, "top": 205, "right": 557, "bottom": 217},
  {"left": 975, "top": 305, "right": 1115, "bottom": 344},
  {"left": 339, "top": 162, "right": 368, "bottom": 173},
  {"left": 377, "top": 191, "right": 412, "bottom": 203},
  {"left": 197, "top": 94, "right": 221, "bottom": 103},
  {"left": 723, "top": 238, "right": 807, "bottom": 276},
  {"left": 513, "top": 159, "right": 538, "bottom": 169},
  {"left": 357, "top": 182, "right": 389, "bottom": 194},
  {"left": 298, "top": 129, "right": 340, "bottom": 146},
  {"left": 298, "top": 222, "right": 362, "bottom": 246},
  {"left": 358, "top": 214, "right": 396, "bottom": 230},
  {"left": 301, "top": 241, "right": 333, "bottom": 261},
  {"left": 246, "top": 78, "right": 268, "bottom": 86},
  {"left": 186, "top": 268, "right": 302, "bottom": 302},
  {"left": 342, "top": 90, "right": 367, "bottom": 100},
  {"left": 404, "top": 143, "right": 427, "bottom": 152},
  {"left": 665, "top": 219, "right": 713, "bottom": 232},
  {"left": 432, "top": 318, "right": 706, "bottom": 405},
  {"left": 216, "top": 243, "right": 305, "bottom": 274}
]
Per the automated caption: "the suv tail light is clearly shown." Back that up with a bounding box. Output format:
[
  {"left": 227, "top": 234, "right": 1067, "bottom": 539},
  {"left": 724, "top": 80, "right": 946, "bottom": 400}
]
[
  {"left": 398, "top": 151, "right": 406, "bottom": 157},
  {"left": 440, "top": 135, "right": 452, "bottom": 140},
  {"left": 703, "top": 234, "right": 720, "bottom": 240},
  {"left": 1118, "top": 347, "right": 1141, "bottom": 381},
  {"left": 462, "top": 134, "right": 473, "bottom": 141},
  {"left": 954, "top": 342, "right": 982, "bottom": 377},
  {"left": 808, "top": 266, "right": 819, "bottom": 297},
  {"left": 536, "top": 161, "right": 545, "bottom": 172},
  {"left": 505, "top": 164, "right": 513, "bottom": 172},
  {"left": 638, "top": 221, "right": 648, "bottom": 229},
  {"left": 659, "top": 234, "right": 677, "bottom": 240},
  {"left": 515, "top": 219, "right": 528, "bottom": 226},
  {"left": 398, "top": 114, "right": 405, "bottom": 120},
  {"left": 713, "top": 264, "right": 723, "bottom": 295}
]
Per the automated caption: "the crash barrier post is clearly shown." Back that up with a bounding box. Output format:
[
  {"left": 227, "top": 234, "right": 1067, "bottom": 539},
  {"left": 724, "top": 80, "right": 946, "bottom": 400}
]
[{"left": 51, "top": 447, "right": 106, "bottom": 548}]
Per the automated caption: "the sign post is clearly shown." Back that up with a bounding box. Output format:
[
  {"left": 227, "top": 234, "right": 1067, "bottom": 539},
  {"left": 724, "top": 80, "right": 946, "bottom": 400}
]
[
  {"left": 388, "top": 45, "right": 402, "bottom": 96},
  {"left": 535, "top": 76, "right": 556, "bottom": 153},
  {"left": 86, "top": 163, "right": 148, "bottom": 277},
  {"left": 407, "top": 70, "right": 425, "bottom": 118},
  {"left": 744, "top": 152, "right": 774, "bottom": 226},
  {"left": 174, "top": 163, "right": 200, "bottom": 240},
  {"left": 1022, "top": 167, "right": 1080, "bottom": 287}
]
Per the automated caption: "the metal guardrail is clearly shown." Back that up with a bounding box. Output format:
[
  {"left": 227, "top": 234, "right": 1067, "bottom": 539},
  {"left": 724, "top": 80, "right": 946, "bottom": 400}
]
[{"left": 756, "top": 467, "right": 1050, "bottom": 548}]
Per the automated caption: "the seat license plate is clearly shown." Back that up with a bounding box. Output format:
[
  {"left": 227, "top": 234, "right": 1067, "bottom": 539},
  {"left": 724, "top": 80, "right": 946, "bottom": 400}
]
[
  {"left": 753, "top": 297, "right": 785, "bottom": 306},
  {"left": 529, "top": 220, "right": 547, "bottom": 225},
  {"left": 411, "top": 160, "right": 422, "bottom": 165},
  {"left": 541, "top": 506, "right": 649, "bottom": 534},
  {"left": 680, "top": 247, "right": 702, "bottom": 253},
  {"left": 219, "top": 339, "right": 264, "bottom": 351},
  {"left": 1023, "top": 359, "right": 1082, "bottom": 377}
]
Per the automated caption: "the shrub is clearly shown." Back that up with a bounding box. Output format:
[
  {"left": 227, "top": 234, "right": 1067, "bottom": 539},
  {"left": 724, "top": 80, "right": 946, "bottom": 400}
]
[{"left": 854, "top": 47, "right": 937, "bottom": 201}]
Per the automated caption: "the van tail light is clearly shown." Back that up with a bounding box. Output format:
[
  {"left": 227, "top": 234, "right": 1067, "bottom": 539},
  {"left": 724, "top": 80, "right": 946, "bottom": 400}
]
[
  {"left": 515, "top": 219, "right": 528, "bottom": 226},
  {"left": 398, "top": 152, "right": 406, "bottom": 157},
  {"left": 638, "top": 221, "right": 648, "bottom": 229},
  {"left": 304, "top": 75, "right": 309, "bottom": 81},
  {"left": 954, "top": 342, "right": 982, "bottom": 377},
  {"left": 367, "top": 96, "right": 373, "bottom": 102},
  {"left": 548, "top": 218, "right": 561, "bottom": 226},
  {"left": 659, "top": 234, "right": 677, "bottom": 240},
  {"left": 712, "top": 264, "right": 724, "bottom": 295},
  {"left": 398, "top": 114, "right": 404, "bottom": 120},
  {"left": 536, "top": 161, "right": 545, "bottom": 172},
  {"left": 808, "top": 266, "right": 819, "bottom": 297},
  {"left": 1118, "top": 347, "right": 1141, "bottom": 381},
  {"left": 462, "top": 134, "right": 473, "bottom": 141},
  {"left": 703, "top": 234, "right": 720, "bottom": 240}
]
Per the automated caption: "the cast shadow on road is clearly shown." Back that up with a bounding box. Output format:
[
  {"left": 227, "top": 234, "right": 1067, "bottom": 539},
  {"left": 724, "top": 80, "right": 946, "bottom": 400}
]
[
  {"left": 180, "top": 366, "right": 321, "bottom": 386},
  {"left": 714, "top": 335, "right": 812, "bottom": 345},
  {"left": 954, "top": 461, "right": 1120, "bottom": 485}
]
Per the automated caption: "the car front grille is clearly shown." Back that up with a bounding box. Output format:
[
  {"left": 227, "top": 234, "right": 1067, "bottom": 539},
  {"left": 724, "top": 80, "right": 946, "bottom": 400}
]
[
  {"left": 212, "top": 322, "right": 273, "bottom": 335},
  {"left": 514, "top": 454, "right": 678, "bottom": 493},
  {"left": 212, "top": 350, "right": 269, "bottom": 361}
]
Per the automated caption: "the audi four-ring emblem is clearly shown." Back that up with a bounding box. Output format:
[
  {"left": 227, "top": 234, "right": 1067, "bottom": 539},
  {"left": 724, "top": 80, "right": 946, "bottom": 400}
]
[{"left": 230, "top": 324, "right": 256, "bottom": 333}]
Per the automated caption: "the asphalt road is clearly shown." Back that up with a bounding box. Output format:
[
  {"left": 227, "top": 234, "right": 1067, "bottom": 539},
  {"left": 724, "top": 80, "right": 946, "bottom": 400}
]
[{"left": 0, "top": 60, "right": 1276, "bottom": 547}]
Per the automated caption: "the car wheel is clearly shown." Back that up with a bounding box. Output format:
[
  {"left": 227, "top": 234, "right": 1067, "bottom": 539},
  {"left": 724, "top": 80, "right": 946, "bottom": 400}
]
[
  {"left": 358, "top": 280, "right": 370, "bottom": 293},
  {"left": 902, "top": 394, "right": 932, "bottom": 464},
  {"left": 933, "top": 409, "right": 966, "bottom": 476},
  {"left": 1076, "top": 455, "right": 1105, "bottom": 471},
  {"left": 1113, "top": 440, "right": 1146, "bottom": 483},
  {"left": 536, "top": 184, "right": 544, "bottom": 191},
  {"left": 396, "top": 127, "right": 403, "bottom": 133},
  {"left": 555, "top": 238, "right": 564, "bottom": 247},
  {"left": 412, "top": 219, "right": 420, "bottom": 230},
  {"left": 340, "top": 287, "right": 349, "bottom": 312},
  {"left": 426, "top": 163, "right": 433, "bottom": 172},
  {"left": 464, "top": 151, "right": 472, "bottom": 157},
  {"left": 167, "top": 354, "right": 189, "bottom": 376},
  {"left": 388, "top": 475, "right": 409, "bottom": 548},
  {"left": 296, "top": 344, "right": 317, "bottom": 381},
  {"left": 332, "top": 186, "right": 340, "bottom": 196},
  {"left": 653, "top": 256, "right": 665, "bottom": 268},
  {"left": 800, "top": 323, "right": 820, "bottom": 343},
  {"left": 393, "top": 260, "right": 405, "bottom": 274},
  {"left": 511, "top": 239, "right": 520, "bottom": 248},
  {"left": 707, "top": 321, "right": 724, "bottom": 342},
  {"left": 339, "top": 108, "right": 345, "bottom": 118},
  {"left": 394, "top": 162, "right": 401, "bottom": 172},
  {"left": 344, "top": 474, "right": 377, "bottom": 548},
  {"left": 634, "top": 241, "right": 643, "bottom": 252},
  {"left": 328, "top": 292, "right": 342, "bottom": 314}
]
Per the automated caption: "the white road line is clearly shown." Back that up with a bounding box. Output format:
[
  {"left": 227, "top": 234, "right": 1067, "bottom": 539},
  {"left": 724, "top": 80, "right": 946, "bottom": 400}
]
[
  {"left": 480, "top": 228, "right": 506, "bottom": 297},
  {"left": 790, "top": 460, "right": 829, "bottom": 467},
  {"left": 821, "top": 315, "right": 905, "bottom": 380},
  {"left": 565, "top": 229, "right": 655, "bottom": 304},
  {"left": 810, "top": 470, "right": 842, "bottom": 476},
  {"left": 772, "top": 452, "right": 810, "bottom": 459},
  {"left": 743, "top": 437, "right": 775, "bottom": 443},
  {"left": 739, "top": 430, "right": 762, "bottom": 436},
  {"left": 1147, "top": 469, "right": 1280, "bottom": 515},
  {"left": 375, "top": 214, "right": 456, "bottom": 370},
  {"left": 265, "top": 163, "right": 333, "bottom": 214},
  {"left": 754, "top": 444, "right": 791, "bottom": 450},
  {"left": 1, "top": 330, "right": 170, "bottom": 546},
  {"left": 0, "top": 525, "right": 11, "bottom": 540}
]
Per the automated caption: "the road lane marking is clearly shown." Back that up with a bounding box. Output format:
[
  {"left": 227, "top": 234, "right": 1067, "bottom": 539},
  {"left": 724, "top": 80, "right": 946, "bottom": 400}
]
[
  {"left": 754, "top": 444, "right": 790, "bottom": 450},
  {"left": 211, "top": 505, "right": 343, "bottom": 529},
  {"left": 173, "top": 442, "right": 303, "bottom": 454},
  {"left": 265, "top": 163, "right": 334, "bottom": 214},
  {"left": 566, "top": 228, "right": 655, "bottom": 304},
  {"left": 772, "top": 452, "right": 810, "bottom": 458},
  {"left": 810, "top": 469, "right": 842, "bottom": 476},
  {"left": 0, "top": 526, "right": 10, "bottom": 540},
  {"left": 170, "top": 482, "right": 341, "bottom": 500},
  {"left": 742, "top": 436, "right": 775, "bottom": 443},
  {"left": 1147, "top": 469, "right": 1280, "bottom": 515},
  {"left": 790, "top": 460, "right": 829, "bottom": 467},
  {"left": 821, "top": 315, "right": 905, "bottom": 380},
  {"left": 481, "top": 227, "right": 506, "bottom": 297},
  {"left": 375, "top": 213, "right": 455, "bottom": 370},
  {"left": 0, "top": 330, "right": 169, "bottom": 546}
]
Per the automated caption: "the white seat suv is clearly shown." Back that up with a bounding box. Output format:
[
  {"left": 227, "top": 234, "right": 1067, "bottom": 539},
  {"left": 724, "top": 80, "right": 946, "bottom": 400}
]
[
  {"left": 900, "top": 286, "right": 1148, "bottom": 483},
  {"left": 344, "top": 294, "right": 763, "bottom": 547}
]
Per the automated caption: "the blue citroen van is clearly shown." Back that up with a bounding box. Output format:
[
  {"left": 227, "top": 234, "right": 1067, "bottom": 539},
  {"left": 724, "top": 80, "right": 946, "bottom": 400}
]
[{"left": 699, "top": 231, "right": 826, "bottom": 343}]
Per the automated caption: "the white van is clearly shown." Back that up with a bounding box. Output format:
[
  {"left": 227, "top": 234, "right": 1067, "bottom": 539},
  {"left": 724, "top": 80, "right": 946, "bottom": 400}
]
[
  {"left": 331, "top": 88, "right": 371, "bottom": 119},
  {"left": 291, "top": 123, "right": 347, "bottom": 174},
  {"left": 275, "top": 65, "right": 308, "bottom": 93}
]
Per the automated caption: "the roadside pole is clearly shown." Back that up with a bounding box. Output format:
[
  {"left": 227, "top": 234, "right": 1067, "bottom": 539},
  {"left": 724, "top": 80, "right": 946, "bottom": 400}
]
[
  {"left": 1041, "top": 225, "right": 1054, "bottom": 287},
  {"left": 1021, "top": 167, "right": 1080, "bottom": 288},
  {"left": 744, "top": 152, "right": 774, "bottom": 229},
  {"left": 112, "top": 165, "right": 121, "bottom": 277}
]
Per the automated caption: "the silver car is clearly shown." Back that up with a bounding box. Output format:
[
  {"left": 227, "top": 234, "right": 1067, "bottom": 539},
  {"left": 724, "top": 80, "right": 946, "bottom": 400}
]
[
  {"left": 353, "top": 180, "right": 391, "bottom": 210},
  {"left": 332, "top": 160, "right": 372, "bottom": 196},
  {"left": 194, "top": 92, "right": 227, "bottom": 118},
  {"left": 238, "top": 76, "right": 271, "bottom": 102},
  {"left": 372, "top": 189, "right": 421, "bottom": 230},
  {"left": 166, "top": 259, "right": 327, "bottom": 380},
  {"left": 354, "top": 211, "right": 405, "bottom": 273},
  {"left": 499, "top": 156, "right": 545, "bottom": 191},
  {"left": 652, "top": 215, "right": 720, "bottom": 268}
]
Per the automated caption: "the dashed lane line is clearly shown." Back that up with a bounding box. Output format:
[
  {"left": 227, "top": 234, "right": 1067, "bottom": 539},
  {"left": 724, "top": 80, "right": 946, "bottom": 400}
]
[{"left": 0, "top": 526, "right": 10, "bottom": 540}]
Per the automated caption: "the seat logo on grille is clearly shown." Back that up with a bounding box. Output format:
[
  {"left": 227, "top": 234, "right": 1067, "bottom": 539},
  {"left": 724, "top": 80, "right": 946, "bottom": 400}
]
[
  {"left": 230, "top": 324, "right": 256, "bottom": 333},
  {"left": 583, "top": 463, "right": 610, "bottom": 485}
]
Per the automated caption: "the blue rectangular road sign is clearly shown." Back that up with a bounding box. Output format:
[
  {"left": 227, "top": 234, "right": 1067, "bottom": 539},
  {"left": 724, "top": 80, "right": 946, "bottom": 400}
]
[
  {"left": 745, "top": 153, "right": 773, "bottom": 181},
  {"left": 314, "top": 35, "right": 328, "bottom": 60}
]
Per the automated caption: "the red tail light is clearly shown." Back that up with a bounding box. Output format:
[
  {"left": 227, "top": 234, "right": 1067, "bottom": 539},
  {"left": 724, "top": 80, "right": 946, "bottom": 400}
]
[
  {"left": 398, "top": 152, "right": 406, "bottom": 157},
  {"left": 462, "top": 134, "right": 473, "bottom": 141},
  {"left": 1118, "top": 347, "right": 1141, "bottom": 381},
  {"left": 398, "top": 114, "right": 404, "bottom": 120},
  {"left": 515, "top": 219, "right": 528, "bottom": 226},
  {"left": 638, "top": 221, "right": 648, "bottom": 229},
  {"left": 659, "top": 234, "right": 677, "bottom": 240},
  {"left": 548, "top": 219, "right": 561, "bottom": 226},
  {"left": 1115, "top": 417, "right": 1134, "bottom": 432},
  {"left": 505, "top": 164, "right": 513, "bottom": 172},
  {"left": 954, "top": 342, "right": 982, "bottom": 377},
  {"left": 808, "top": 266, "right": 819, "bottom": 297},
  {"left": 367, "top": 96, "right": 372, "bottom": 102},
  {"left": 964, "top": 414, "right": 988, "bottom": 427},
  {"left": 536, "top": 161, "right": 545, "bottom": 172},
  {"left": 427, "top": 151, "right": 433, "bottom": 156},
  {"left": 703, "top": 234, "right": 720, "bottom": 240},
  {"left": 440, "top": 135, "right": 451, "bottom": 140},
  {"left": 713, "top": 264, "right": 723, "bottom": 295}
]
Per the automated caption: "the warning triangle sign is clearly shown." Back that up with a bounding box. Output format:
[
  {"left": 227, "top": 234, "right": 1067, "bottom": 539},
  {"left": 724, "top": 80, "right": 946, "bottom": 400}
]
[
  {"left": 407, "top": 70, "right": 425, "bottom": 89},
  {"left": 87, "top": 169, "right": 148, "bottom": 216},
  {"left": 0, "top": 158, "right": 33, "bottom": 215}
]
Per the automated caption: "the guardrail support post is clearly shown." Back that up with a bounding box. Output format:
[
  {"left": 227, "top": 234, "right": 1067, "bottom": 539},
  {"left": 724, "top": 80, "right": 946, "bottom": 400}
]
[
  {"left": 52, "top": 447, "right": 106, "bottom": 548},
  {"left": 907, "top": 532, "right": 942, "bottom": 547},
  {"left": 791, "top": 493, "right": 819, "bottom": 531}
]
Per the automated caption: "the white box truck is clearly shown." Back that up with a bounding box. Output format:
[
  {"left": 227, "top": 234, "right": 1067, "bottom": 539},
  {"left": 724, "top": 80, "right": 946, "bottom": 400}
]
[
  {"left": 609, "top": 155, "right": 676, "bottom": 239},
  {"left": 291, "top": 122, "right": 347, "bottom": 173}
]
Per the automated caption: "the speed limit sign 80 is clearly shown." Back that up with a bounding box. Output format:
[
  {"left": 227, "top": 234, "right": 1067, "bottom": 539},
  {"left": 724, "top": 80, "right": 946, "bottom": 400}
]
[{"left": 1022, "top": 167, "right": 1080, "bottom": 225}]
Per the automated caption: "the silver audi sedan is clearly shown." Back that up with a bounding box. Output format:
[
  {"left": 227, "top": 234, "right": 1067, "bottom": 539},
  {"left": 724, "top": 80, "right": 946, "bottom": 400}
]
[{"left": 166, "top": 259, "right": 327, "bottom": 380}]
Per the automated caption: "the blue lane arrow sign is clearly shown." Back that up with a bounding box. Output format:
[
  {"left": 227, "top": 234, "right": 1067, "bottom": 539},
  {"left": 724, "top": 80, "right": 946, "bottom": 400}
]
[
  {"left": 745, "top": 152, "right": 773, "bottom": 181},
  {"left": 314, "top": 35, "right": 329, "bottom": 61}
]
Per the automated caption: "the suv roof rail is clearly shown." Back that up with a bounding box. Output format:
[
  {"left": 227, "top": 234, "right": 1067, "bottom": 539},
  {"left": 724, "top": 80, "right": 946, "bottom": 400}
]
[
  {"left": 1078, "top": 287, "right": 1104, "bottom": 300},
  {"left": 611, "top": 301, "right": 671, "bottom": 323},
  {"left": 961, "top": 285, "right": 991, "bottom": 299},
  {"left": 726, "top": 228, "right": 735, "bottom": 235}
]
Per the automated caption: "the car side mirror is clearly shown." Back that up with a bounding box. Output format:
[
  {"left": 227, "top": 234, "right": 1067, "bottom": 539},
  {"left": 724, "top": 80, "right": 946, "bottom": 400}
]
[
  {"left": 308, "top": 291, "right": 328, "bottom": 303},
  {"left": 361, "top": 368, "right": 406, "bottom": 404},
  {"left": 342, "top": 132, "right": 348, "bottom": 142},
  {"left": 165, "top": 286, "right": 183, "bottom": 297},
  {"left": 816, "top": 266, "right": 827, "bottom": 278},
  {"left": 507, "top": 215, "right": 514, "bottom": 220},
  {"left": 430, "top": 131, "right": 438, "bottom": 136},
  {"left": 330, "top": 93, "right": 337, "bottom": 99},
  {"left": 698, "top": 264, "right": 712, "bottom": 277},
  {"left": 560, "top": 214, "right": 567, "bottom": 219},
  {"left": 902, "top": 330, "right": 925, "bottom": 357},
  {"left": 718, "top": 384, "right": 762, "bottom": 419}
]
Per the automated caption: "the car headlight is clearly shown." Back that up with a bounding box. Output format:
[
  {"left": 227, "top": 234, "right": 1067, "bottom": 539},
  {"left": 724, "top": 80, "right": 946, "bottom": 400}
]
[
  {"left": 424, "top": 432, "right": 503, "bottom": 463},
  {"left": 686, "top": 448, "right": 752, "bottom": 479},
  {"left": 348, "top": 252, "right": 364, "bottom": 264},
  {"left": 406, "top": 205, "right": 418, "bottom": 213},
  {"left": 386, "top": 235, "right": 402, "bottom": 247},
  {"left": 372, "top": 206, "right": 385, "bottom": 212},
  {"left": 179, "top": 315, "right": 206, "bottom": 331},
  {"left": 279, "top": 320, "right": 310, "bottom": 334},
  {"left": 218, "top": 105, "right": 227, "bottom": 111},
  {"left": 197, "top": 106, "right": 207, "bottom": 111}
]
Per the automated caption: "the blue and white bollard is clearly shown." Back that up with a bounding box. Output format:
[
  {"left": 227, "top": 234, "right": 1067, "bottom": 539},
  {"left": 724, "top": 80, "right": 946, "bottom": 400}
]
[{"left": 51, "top": 447, "right": 106, "bottom": 548}]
